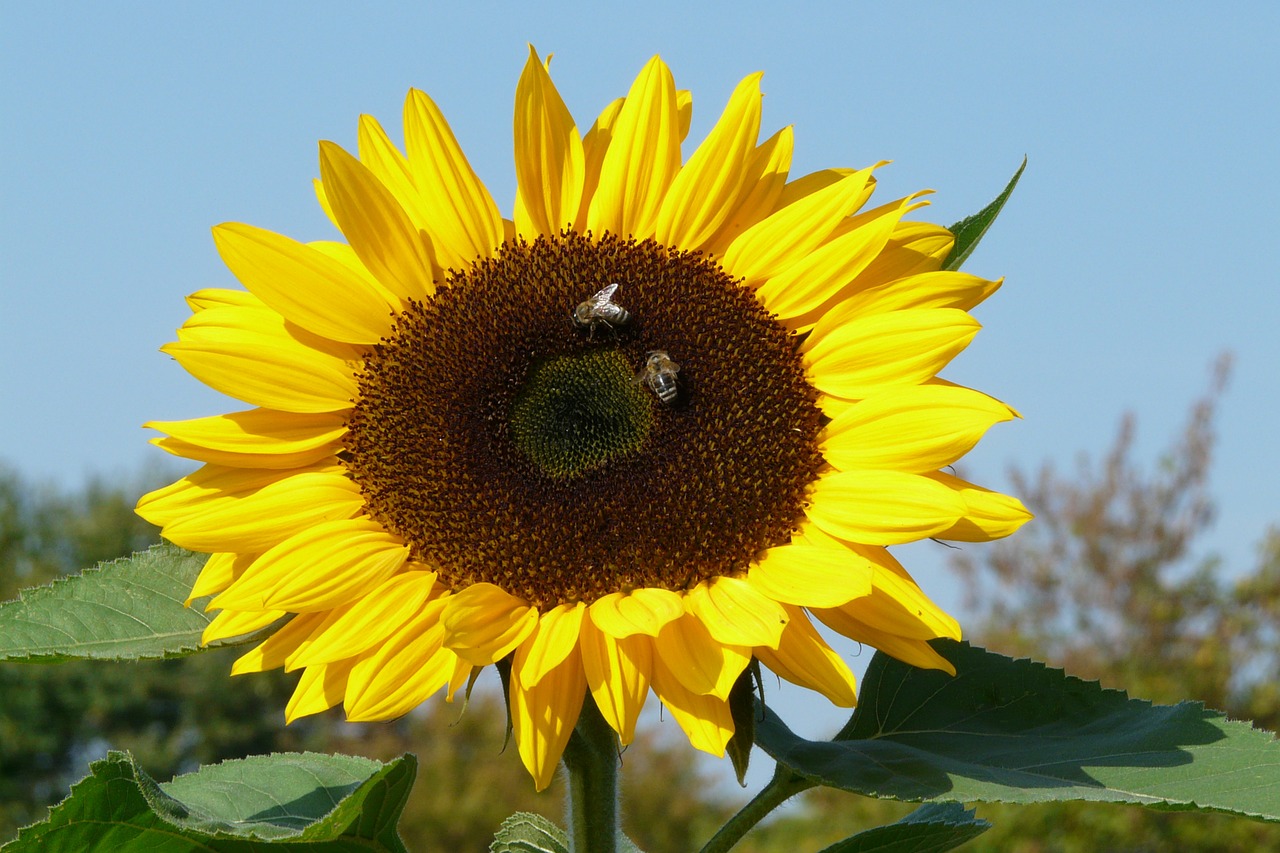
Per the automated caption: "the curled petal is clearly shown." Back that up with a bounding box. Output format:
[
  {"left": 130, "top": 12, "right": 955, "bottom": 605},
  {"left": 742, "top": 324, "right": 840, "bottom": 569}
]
[
  {"left": 654, "top": 613, "right": 750, "bottom": 700},
  {"left": 589, "top": 587, "right": 685, "bottom": 638},
  {"left": 927, "top": 471, "right": 1034, "bottom": 541},
  {"left": 441, "top": 583, "right": 538, "bottom": 666},
  {"left": 580, "top": 615, "right": 653, "bottom": 745},
  {"left": 754, "top": 605, "right": 858, "bottom": 706},
  {"left": 683, "top": 576, "right": 788, "bottom": 649},
  {"left": 520, "top": 602, "right": 587, "bottom": 688},
  {"left": 511, "top": 640, "right": 586, "bottom": 792},
  {"left": 650, "top": 649, "right": 734, "bottom": 756}
]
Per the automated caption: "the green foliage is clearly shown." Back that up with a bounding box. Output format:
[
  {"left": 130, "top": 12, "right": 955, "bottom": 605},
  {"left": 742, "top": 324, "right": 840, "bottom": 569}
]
[
  {"left": 942, "top": 158, "right": 1026, "bottom": 271},
  {"left": 0, "top": 545, "right": 219, "bottom": 662},
  {"left": 491, "top": 812, "right": 570, "bottom": 853},
  {"left": 4, "top": 751, "right": 414, "bottom": 852},
  {"left": 816, "top": 804, "right": 990, "bottom": 853},
  {"left": 757, "top": 640, "right": 1280, "bottom": 821}
]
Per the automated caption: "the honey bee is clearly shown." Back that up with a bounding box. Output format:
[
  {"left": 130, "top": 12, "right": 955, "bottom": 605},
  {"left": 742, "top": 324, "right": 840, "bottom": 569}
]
[
  {"left": 638, "top": 350, "right": 680, "bottom": 404},
  {"left": 572, "top": 283, "right": 631, "bottom": 338}
]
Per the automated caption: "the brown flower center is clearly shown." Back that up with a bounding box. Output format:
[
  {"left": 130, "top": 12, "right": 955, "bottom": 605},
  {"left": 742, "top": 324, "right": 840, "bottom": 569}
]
[{"left": 344, "top": 232, "right": 823, "bottom": 608}]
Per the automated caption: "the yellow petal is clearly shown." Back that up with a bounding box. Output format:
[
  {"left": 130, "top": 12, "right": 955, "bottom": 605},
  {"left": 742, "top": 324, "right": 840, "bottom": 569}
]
[
  {"left": 588, "top": 55, "right": 680, "bottom": 239},
  {"left": 345, "top": 597, "right": 456, "bottom": 721},
  {"left": 754, "top": 605, "right": 857, "bottom": 706},
  {"left": 186, "top": 551, "right": 246, "bottom": 604},
  {"left": 520, "top": 602, "right": 586, "bottom": 688},
  {"left": 650, "top": 650, "right": 734, "bottom": 756},
  {"left": 212, "top": 222, "right": 397, "bottom": 345},
  {"left": 683, "top": 576, "right": 788, "bottom": 649},
  {"left": 926, "top": 471, "right": 1034, "bottom": 541},
  {"left": 147, "top": 409, "right": 346, "bottom": 470},
  {"left": 511, "top": 641, "right": 586, "bottom": 792},
  {"left": 654, "top": 612, "right": 749, "bottom": 700},
  {"left": 404, "top": 88, "right": 504, "bottom": 267},
  {"left": 185, "top": 287, "right": 260, "bottom": 312},
  {"left": 163, "top": 306, "right": 358, "bottom": 414},
  {"left": 812, "top": 271, "right": 1002, "bottom": 333},
  {"left": 755, "top": 192, "right": 921, "bottom": 321},
  {"left": 513, "top": 45, "right": 585, "bottom": 238},
  {"left": 588, "top": 587, "right": 685, "bottom": 638},
  {"left": 704, "top": 126, "right": 793, "bottom": 256},
  {"left": 654, "top": 72, "right": 762, "bottom": 250},
  {"left": 802, "top": 537, "right": 960, "bottom": 642},
  {"left": 159, "top": 470, "right": 364, "bottom": 553},
  {"left": 575, "top": 97, "right": 625, "bottom": 230},
  {"left": 822, "top": 385, "right": 1018, "bottom": 474},
  {"left": 201, "top": 606, "right": 285, "bottom": 645},
  {"left": 211, "top": 517, "right": 409, "bottom": 612},
  {"left": 440, "top": 583, "right": 538, "bottom": 666},
  {"left": 356, "top": 113, "right": 443, "bottom": 257},
  {"left": 721, "top": 163, "right": 882, "bottom": 284},
  {"left": 806, "top": 469, "right": 966, "bottom": 546},
  {"left": 318, "top": 140, "right": 436, "bottom": 301},
  {"left": 231, "top": 612, "right": 327, "bottom": 674},
  {"left": 812, "top": 605, "right": 957, "bottom": 674},
  {"left": 288, "top": 570, "right": 438, "bottom": 667},
  {"left": 857, "top": 220, "right": 955, "bottom": 284},
  {"left": 804, "top": 308, "right": 981, "bottom": 400},
  {"left": 747, "top": 543, "right": 873, "bottom": 608},
  {"left": 286, "top": 658, "right": 356, "bottom": 721},
  {"left": 136, "top": 462, "right": 335, "bottom": 529},
  {"left": 580, "top": 616, "right": 652, "bottom": 746}
]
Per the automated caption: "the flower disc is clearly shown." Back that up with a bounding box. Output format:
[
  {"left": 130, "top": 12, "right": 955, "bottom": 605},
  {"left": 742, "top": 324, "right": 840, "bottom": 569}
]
[{"left": 345, "top": 232, "right": 824, "bottom": 607}]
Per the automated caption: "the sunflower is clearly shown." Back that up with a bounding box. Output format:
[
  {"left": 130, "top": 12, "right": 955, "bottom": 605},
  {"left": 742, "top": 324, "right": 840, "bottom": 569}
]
[{"left": 137, "top": 48, "right": 1030, "bottom": 790}]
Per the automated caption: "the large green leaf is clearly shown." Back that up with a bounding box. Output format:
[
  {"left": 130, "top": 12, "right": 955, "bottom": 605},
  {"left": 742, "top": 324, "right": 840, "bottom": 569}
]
[
  {"left": 0, "top": 544, "right": 259, "bottom": 662},
  {"left": 941, "top": 158, "right": 1025, "bottom": 271},
  {"left": 755, "top": 640, "right": 1280, "bottom": 822},
  {"left": 3, "top": 751, "right": 415, "bottom": 853},
  {"left": 817, "top": 803, "right": 990, "bottom": 853}
]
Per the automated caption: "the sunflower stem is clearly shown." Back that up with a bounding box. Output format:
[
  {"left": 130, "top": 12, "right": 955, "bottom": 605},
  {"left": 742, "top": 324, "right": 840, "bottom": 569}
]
[
  {"left": 562, "top": 693, "right": 620, "bottom": 853},
  {"left": 698, "top": 764, "right": 814, "bottom": 853}
]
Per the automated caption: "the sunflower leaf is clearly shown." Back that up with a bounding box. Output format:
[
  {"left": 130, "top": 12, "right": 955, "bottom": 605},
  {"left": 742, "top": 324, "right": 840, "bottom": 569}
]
[
  {"left": 755, "top": 640, "right": 1280, "bottom": 823},
  {"left": 815, "top": 803, "right": 991, "bottom": 853},
  {"left": 4, "top": 750, "right": 416, "bottom": 852},
  {"left": 941, "top": 158, "right": 1026, "bottom": 271},
  {"left": 0, "top": 543, "right": 249, "bottom": 663},
  {"left": 490, "top": 812, "right": 569, "bottom": 853}
]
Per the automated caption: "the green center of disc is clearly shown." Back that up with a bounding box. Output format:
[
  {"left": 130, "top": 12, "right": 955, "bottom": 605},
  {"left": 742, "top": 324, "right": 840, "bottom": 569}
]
[{"left": 509, "top": 349, "right": 654, "bottom": 479}]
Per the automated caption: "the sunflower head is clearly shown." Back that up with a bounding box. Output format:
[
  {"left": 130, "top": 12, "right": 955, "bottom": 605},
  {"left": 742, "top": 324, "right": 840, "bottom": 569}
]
[{"left": 138, "top": 47, "right": 1030, "bottom": 791}]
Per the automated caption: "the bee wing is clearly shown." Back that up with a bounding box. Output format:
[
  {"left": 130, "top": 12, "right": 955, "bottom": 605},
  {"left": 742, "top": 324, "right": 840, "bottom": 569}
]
[{"left": 590, "top": 282, "right": 620, "bottom": 306}]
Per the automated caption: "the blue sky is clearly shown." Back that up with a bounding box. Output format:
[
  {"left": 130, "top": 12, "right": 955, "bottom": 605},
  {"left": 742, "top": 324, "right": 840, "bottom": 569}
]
[{"left": 3, "top": 1, "right": 1278, "bottom": 784}]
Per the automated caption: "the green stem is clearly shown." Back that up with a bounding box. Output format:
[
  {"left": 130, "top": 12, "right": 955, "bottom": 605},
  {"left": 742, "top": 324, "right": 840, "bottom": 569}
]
[
  {"left": 561, "top": 693, "right": 620, "bottom": 853},
  {"left": 698, "top": 764, "right": 814, "bottom": 853}
]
